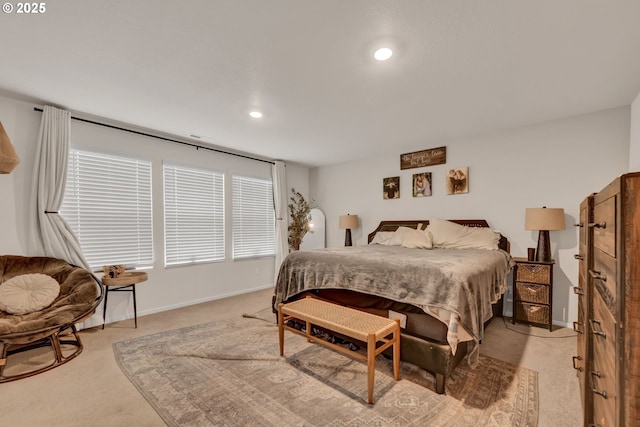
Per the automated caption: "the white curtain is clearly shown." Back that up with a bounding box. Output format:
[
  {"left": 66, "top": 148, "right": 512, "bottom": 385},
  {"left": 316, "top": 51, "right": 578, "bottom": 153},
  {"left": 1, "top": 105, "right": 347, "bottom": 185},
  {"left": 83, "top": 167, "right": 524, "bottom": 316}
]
[
  {"left": 32, "top": 106, "right": 89, "bottom": 268},
  {"left": 272, "top": 160, "right": 288, "bottom": 286},
  {"left": 32, "top": 106, "right": 101, "bottom": 328}
]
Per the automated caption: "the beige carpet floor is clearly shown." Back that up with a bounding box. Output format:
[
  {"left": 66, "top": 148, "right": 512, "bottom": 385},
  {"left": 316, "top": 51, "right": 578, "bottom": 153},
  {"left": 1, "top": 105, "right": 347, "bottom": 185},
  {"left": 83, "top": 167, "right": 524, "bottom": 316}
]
[{"left": 0, "top": 288, "right": 582, "bottom": 426}]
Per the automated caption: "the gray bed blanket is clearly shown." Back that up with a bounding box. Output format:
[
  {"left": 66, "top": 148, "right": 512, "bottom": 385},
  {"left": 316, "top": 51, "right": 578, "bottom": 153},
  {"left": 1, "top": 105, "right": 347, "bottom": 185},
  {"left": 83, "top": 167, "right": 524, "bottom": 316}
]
[{"left": 274, "top": 245, "right": 514, "bottom": 366}]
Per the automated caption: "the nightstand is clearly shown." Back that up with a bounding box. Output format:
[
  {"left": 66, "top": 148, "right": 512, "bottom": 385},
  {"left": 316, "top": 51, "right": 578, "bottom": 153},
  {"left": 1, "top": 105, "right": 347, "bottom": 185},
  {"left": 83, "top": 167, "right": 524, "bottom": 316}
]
[{"left": 511, "top": 258, "right": 554, "bottom": 331}]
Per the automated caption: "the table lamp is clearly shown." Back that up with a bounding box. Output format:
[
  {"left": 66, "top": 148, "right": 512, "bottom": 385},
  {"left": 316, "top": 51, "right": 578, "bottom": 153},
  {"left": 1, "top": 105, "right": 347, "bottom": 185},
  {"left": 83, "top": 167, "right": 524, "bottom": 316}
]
[
  {"left": 339, "top": 214, "right": 359, "bottom": 246},
  {"left": 525, "top": 207, "right": 565, "bottom": 262}
]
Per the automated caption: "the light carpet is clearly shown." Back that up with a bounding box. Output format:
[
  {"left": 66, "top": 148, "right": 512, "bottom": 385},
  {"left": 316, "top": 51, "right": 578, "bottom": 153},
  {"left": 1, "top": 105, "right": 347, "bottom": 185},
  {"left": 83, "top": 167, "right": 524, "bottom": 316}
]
[{"left": 113, "top": 316, "right": 538, "bottom": 427}]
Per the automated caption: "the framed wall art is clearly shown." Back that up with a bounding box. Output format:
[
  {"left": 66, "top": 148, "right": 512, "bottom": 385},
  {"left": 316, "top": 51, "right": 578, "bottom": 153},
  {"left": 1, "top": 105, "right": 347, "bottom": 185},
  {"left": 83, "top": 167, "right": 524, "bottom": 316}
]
[
  {"left": 383, "top": 176, "right": 400, "bottom": 199},
  {"left": 412, "top": 172, "right": 432, "bottom": 197},
  {"left": 446, "top": 167, "right": 469, "bottom": 195}
]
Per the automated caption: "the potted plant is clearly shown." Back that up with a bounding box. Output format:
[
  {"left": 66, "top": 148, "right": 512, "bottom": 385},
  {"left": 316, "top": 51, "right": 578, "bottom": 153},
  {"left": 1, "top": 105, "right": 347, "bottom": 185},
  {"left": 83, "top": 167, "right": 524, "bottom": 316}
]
[{"left": 288, "top": 188, "right": 311, "bottom": 251}]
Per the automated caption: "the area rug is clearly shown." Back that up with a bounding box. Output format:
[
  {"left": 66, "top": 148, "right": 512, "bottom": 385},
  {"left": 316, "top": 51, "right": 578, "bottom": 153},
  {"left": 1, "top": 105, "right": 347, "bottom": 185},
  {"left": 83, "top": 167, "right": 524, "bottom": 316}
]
[{"left": 113, "top": 316, "right": 538, "bottom": 427}]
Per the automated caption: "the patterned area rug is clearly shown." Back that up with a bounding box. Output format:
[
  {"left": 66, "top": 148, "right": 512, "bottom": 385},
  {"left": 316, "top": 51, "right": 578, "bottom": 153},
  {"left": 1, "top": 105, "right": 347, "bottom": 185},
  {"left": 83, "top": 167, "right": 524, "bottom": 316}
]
[{"left": 113, "top": 316, "right": 538, "bottom": 427}]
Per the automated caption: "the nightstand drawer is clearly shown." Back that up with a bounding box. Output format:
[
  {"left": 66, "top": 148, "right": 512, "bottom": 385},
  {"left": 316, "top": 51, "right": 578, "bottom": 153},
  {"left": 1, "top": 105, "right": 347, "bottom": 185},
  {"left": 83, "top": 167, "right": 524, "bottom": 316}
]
[
  {"left": 515, "top": 263, "right": 551, "bottom": 284},
  {"left": 515, "top": 302, "right": 550, "bottom": 325},
  {"left": 515, "top": 282, "right": 549, "bottom": 304}
]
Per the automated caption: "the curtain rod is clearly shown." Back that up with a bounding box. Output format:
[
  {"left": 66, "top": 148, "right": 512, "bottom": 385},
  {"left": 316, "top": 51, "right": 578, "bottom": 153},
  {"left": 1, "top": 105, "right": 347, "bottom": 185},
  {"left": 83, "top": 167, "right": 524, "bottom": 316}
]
[{"left": 33, "top": 107, "right": 275, "bottom": 165}]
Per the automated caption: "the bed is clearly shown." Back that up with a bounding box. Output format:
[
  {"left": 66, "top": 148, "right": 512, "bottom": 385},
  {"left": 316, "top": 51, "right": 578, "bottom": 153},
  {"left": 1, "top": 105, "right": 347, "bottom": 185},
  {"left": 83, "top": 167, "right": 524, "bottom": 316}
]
[{"left": 273, "top": 219, "right": 513, "bottom": 394}]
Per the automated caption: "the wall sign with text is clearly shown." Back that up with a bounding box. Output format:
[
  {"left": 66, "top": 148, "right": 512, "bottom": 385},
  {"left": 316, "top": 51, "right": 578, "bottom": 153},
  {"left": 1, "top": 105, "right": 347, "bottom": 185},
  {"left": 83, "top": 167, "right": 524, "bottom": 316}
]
[{"left": 400, "top": 146, "right": 446, "bottom": 170}]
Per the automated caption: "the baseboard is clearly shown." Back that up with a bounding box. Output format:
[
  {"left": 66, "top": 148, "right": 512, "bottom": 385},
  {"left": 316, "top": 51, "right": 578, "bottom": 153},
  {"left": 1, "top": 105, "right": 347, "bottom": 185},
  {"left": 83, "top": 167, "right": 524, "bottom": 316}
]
[
  {"left": 100, "top": 284, "right": 274, "bottom": 325},
  {"left": 552, "top": 320, "right": 572, "bottom": 329}
]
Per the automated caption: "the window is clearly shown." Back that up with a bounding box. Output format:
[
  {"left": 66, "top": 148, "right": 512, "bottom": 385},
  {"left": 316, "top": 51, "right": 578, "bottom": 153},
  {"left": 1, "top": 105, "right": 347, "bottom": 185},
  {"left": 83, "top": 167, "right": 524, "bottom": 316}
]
[
  {"left": 163, "top": 163, "right": 225, "bottom": 266},
  {"left": 61, "top": 150, "right": 153, "bottom": 270},
  {"left": 232, "top": 175, "right": 275, "bottom": 259}
]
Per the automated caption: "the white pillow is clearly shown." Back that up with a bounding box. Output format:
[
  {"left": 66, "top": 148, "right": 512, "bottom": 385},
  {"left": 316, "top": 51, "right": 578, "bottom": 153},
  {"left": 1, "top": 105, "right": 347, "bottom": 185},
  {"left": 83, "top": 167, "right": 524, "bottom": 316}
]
[
  {"left": 370, "top": 231, "right": 395, "bottom": 245},
  {"left": 388, "top": 226, "right": 433, "bottom": 249},
  {"left": 401, "top": 228, "right": 433, "bottom": 249},
  {"left": 427, "top": 218, "right": 500, "bottom": 250},
  {"left": 0, "top": 273, "right": 60, "bottom": 315}
]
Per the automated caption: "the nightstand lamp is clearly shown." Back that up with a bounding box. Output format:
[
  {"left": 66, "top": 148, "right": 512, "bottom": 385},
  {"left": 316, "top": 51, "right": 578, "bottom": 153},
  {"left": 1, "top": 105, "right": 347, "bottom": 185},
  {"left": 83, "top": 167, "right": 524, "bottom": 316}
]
[
  {"left": 525, "top": 207, "right": 565, "bottom": 262},
  {"left": 339, "top": 214, "right": 359, "bottom": 247}
]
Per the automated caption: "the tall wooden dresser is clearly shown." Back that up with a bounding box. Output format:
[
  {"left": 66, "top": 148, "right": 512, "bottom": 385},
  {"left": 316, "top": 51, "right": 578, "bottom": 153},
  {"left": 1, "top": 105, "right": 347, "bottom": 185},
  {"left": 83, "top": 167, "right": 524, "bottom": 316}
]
[{"left": 572, "top": 172, "right": 640, "bottom": 427}]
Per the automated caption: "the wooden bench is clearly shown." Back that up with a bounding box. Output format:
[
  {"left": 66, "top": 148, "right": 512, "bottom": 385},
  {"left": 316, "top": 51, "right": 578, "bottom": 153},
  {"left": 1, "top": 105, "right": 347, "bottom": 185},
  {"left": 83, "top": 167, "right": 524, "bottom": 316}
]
[{"left": 278, "top": 296, "right": 400, "bottom": 404}]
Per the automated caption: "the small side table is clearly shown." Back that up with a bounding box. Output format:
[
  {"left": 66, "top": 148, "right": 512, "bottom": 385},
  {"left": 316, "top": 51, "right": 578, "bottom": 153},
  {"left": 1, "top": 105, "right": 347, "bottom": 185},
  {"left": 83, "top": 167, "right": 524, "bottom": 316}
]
[
  {"left": 101, "top": 271, "right": 148, "bottom": 329},
  {"left": 511, "top": 258, "right": 554, "bottom": 331}
]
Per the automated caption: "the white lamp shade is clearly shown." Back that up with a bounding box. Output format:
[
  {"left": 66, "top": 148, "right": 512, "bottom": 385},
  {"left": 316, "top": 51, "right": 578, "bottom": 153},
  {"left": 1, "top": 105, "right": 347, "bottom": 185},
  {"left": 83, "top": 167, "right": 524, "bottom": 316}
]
[
  {"left": 339, "top": 214, "right": 359, "bottom": 229},
  {"left": 525, "top": 207, "right": 565, "bottom": 231}
]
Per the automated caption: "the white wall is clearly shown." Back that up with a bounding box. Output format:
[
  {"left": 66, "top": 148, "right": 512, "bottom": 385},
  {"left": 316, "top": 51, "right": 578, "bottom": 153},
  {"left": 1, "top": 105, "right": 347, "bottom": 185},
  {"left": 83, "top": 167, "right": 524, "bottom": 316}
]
[
  {"left": 0, "top": 96, "right": 41, "bottom": 254},
  {"left": 310, "top": 107, "right": 630, "bottom": 327},
  {"left": 630, "top": 91, "right": 640, "bottom": 171},
  {"left": 0, "top": 94, "right": 309, "bottom": 325}
]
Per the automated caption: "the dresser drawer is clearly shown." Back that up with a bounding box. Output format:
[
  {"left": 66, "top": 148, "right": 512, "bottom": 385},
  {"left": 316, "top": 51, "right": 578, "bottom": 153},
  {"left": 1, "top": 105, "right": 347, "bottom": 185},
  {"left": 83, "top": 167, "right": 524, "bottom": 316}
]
[
  {"left": 591, "top": 386, "right": 616, "bottom": 427},
  {"left": 577, "top": 258, "right": 587, "bottom": 291},
  {"left": 515, "top": 282, "right": 549, "bottom": 304},
  {"left": 575, "top": 266, "right": 586, "bottom": 303},
  {"left": 593, "top": 196, "right": 616, "bottom": 258},
  {"left": 575, "top": 296, "right": 586, "bottom": 377},
  {"left": 591, "top": 290, "right": 616, "bottom": 373},
  {"left": 591, "top": 291, "right": 617, "bottom": 427},
  {"left": 515, "top": 302, "right": 550, "bottom": 325},
  {"left": 576, "top": 296, "right": 586, "bottom": 332},
  {"left": 591, "top": 289, "right": 616, "bottom": 345},
  {"left": 591, "top": 354, "right": 617, "bottom": 427},
  {"left": 592, "top": 248, "right": 617, "bottom": 313},
  {"left": 515, "top": 263, "right": 551, "bottom": 284}
]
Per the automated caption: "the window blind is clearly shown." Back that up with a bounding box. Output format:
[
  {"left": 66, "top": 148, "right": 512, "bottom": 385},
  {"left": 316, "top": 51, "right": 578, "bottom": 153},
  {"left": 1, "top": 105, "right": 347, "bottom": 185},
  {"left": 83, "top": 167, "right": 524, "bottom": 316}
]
[
  {"left": 61, "top": 150, "right": 153, "bottom": 270},
  {"left": 232, "top": 175, "right": 275, "bottom": 259},
  {"left": 163, "top": 163, "right": 225, "bottom": 266}
]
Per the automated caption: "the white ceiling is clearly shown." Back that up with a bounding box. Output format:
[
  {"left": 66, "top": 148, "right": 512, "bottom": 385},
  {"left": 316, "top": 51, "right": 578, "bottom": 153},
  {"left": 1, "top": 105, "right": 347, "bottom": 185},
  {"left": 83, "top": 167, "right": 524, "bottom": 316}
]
[{"left": 2, "top": 1, "right": 640, "bottom": 167}]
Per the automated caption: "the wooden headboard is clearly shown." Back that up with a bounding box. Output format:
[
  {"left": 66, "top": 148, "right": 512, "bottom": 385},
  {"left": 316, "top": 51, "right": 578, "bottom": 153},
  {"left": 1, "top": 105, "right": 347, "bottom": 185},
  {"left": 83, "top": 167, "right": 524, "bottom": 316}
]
[{"left": 367, "top": 219, "right": 510, "bottom": 252}]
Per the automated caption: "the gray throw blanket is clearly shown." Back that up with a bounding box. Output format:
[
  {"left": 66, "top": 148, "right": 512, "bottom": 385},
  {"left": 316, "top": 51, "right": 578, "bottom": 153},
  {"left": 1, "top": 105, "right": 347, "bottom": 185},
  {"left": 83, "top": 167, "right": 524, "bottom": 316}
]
[{"left": 274, "top": 245, "right": 514, "bottom": 366}]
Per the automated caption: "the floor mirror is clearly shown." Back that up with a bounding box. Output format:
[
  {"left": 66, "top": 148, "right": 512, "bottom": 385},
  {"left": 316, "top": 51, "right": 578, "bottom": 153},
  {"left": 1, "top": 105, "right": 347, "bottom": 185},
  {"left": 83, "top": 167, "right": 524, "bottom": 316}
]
[{"left": 300, "top": 208, "right": 325, "bottom": 250}]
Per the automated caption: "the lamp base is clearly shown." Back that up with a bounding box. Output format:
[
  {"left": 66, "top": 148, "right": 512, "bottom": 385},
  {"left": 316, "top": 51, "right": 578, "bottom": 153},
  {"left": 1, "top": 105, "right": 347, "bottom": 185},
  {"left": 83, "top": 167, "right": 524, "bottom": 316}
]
[
  {"left": 535, "top": 230, "right": 551, "bottom": 262},
  {"left": 345, "top": 229, "right": 352, "bottom": 247}
]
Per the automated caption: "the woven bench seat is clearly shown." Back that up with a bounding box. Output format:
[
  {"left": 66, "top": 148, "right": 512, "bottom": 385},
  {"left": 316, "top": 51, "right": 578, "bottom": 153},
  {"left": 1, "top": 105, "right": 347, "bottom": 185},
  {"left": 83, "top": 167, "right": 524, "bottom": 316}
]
[{"left": 278, "top": 296, "right": 400, "bottom": 404}]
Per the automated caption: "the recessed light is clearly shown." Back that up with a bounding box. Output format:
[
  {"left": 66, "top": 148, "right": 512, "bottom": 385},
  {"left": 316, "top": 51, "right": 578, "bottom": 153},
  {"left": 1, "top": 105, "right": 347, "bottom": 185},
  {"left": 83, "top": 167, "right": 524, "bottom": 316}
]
[
  {"left": 249, "top": 111, "right": 263, "bottom": 119},
  {"left": 374, "top": 47, "right": 393, "bottom": 61}
]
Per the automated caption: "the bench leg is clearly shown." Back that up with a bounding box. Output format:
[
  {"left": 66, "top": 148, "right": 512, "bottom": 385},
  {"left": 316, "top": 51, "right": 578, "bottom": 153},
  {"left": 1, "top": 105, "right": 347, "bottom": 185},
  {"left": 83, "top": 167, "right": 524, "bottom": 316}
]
[
  {"left": 277, "top": 304, "right": 284, "bottom": 357},
  {"left": 367, "top": 333, "right": 375, "bottom": 404},
  {"left": 393, "top": 321, "right": 400, "bottom": 380}
]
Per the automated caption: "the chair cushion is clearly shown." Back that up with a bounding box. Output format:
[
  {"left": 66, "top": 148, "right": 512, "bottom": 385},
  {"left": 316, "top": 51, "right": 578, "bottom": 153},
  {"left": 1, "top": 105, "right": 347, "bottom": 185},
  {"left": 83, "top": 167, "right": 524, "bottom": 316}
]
[{"left": 0, "top": 273, "right": 60, "bottom": 315}]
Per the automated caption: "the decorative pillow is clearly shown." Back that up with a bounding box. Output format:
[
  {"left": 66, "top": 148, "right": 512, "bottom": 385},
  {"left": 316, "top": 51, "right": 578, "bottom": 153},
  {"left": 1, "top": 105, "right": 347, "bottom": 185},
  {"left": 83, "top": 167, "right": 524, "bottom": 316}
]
[
  {"left": 0, "top": 273, "right": 60, "bottom": 315},
  {"left": 400, "top": 228, "right": 433, "bottom": 249},
  {"left": 427, "top": 218, "right": 500, "bottom": 250},
  {"left": 370, "top": 231, "right": 395, "bottom": 245},
  {"left": 388, "top": 226, "right": 433, "bottom": 249}
]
